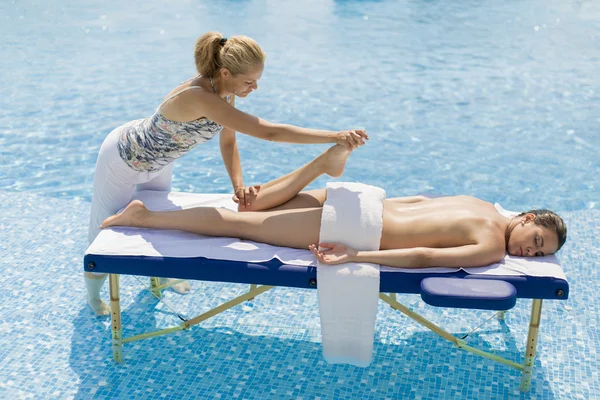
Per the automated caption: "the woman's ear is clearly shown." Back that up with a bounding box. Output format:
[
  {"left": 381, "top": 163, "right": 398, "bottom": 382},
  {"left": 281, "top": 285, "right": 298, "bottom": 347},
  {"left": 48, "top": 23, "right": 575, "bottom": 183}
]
[
  {"left": 220, "top": 68, "right": 231, "bottom": 80},
  {"left": 523, "top": 213, "right": 536, "bottom": 224}
]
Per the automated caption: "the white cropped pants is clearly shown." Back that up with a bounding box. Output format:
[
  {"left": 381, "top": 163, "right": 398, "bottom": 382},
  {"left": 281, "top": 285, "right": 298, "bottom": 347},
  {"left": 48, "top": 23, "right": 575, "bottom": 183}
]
[{"left": 88, "top": 122, "right": 174, "bottom": 244}]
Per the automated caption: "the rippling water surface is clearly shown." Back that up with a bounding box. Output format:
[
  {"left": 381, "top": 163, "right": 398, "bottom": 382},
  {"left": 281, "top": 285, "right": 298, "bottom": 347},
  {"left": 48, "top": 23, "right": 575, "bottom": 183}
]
[{"left": 1, "top": 0, "right": 599, "bottom": 211}]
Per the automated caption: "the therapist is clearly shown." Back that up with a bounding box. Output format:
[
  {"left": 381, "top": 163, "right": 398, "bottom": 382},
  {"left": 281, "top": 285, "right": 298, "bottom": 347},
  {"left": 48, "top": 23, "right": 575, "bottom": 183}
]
[{"left": 86, "top": 31, "right": 369, "bottom": 316}]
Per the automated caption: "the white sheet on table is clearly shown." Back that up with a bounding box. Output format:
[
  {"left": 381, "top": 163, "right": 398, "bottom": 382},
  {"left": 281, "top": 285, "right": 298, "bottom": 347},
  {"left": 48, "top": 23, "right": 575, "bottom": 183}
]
[{"left": 85, "top": 190, "right": 566, "bottom": 281}]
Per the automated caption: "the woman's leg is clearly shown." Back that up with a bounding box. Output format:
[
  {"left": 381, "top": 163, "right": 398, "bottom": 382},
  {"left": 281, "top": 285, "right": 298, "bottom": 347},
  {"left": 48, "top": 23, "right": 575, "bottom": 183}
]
[
  {"left": 136, "top": 163, "right": 173, "bottom": 192},
  {"left": 136, "top": 164, "right": 192, "bottom": 294},
  {"left": 264, "top": 189, "right": 327, "bottom": 211},
  {"left": 102, "top": 201, "right": 322, "bottom": 250},
  {"left": 243, "top": 144, "right": 350, "bottom": 212},
  {"left": 87, "top": 128, "right": 138, "bottom": 316}
]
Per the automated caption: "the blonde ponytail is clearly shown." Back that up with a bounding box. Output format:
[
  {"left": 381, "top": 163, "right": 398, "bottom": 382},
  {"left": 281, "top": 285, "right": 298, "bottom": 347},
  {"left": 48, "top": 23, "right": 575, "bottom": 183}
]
[{"left": 194, "top": 31, "right": 266, "bottom": 77}]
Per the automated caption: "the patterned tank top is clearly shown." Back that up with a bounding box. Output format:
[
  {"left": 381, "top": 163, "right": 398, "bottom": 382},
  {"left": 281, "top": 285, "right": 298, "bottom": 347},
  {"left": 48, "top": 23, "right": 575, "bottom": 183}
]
[{"left": 117, "top": 84, "right": 228, "bottom": 173}]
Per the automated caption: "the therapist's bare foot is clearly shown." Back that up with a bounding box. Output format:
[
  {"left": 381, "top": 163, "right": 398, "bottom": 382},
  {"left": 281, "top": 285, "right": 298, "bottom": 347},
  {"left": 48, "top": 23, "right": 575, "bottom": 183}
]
[
  {"left": 88, "top": 297, "right": 111, "bottom": 316},
  {"left": 160, "top": 278, "right": 192, "bottom": 294},
  {"left": 322, "top": 144, "right": 352, "bottom": 178},
  {"left": 101, "top": 200, "right": 148, "bottom": 229}
]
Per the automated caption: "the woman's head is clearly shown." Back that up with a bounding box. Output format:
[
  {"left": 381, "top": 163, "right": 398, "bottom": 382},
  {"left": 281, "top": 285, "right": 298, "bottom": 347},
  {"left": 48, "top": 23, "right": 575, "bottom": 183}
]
[
  {"left": 194, "top": 32, "right": 266, "bottom": 97},
  {"left": 506, "top": 209, "right": 567, "bottom": 257}
]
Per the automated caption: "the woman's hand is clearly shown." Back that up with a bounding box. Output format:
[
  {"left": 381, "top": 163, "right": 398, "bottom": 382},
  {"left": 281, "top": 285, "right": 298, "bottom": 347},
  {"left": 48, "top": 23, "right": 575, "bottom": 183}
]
[
  {"left": 233, "top": 185, "right": 261, "bottom": 209},
  {"left": 335, "top": 129, "right": 369, "bottom": 150},
  {"left": 309, "top": 242, "right": 358, "bottom": 265}
]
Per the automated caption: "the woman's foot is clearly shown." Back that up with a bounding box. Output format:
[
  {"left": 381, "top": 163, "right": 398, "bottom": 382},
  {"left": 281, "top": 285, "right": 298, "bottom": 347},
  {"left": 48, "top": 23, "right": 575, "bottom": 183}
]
[
  {"left": 159, "top": 278, "right": 192, "bottom": 294},
  {"left": 88, "top": 297, "right": 111, "bottom": 316},
  {"left": 101, "top": 200, "right": 147, "bottom": 229},
  {"left": 101, "top": 203, "right": 193, "bottom": 297},
  {"left": 321, "top": 144, "right": 352, "bottom": 178},
  {"left": 84, "top": 273, "right": 111, "bottom": 316}
]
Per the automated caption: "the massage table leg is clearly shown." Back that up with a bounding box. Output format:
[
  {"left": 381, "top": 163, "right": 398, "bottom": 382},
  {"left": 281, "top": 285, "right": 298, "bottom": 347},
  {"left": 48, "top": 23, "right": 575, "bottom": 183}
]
[
  {"left": 150, "top": 277, "right": 162, "bottom": 299},
  {"left": 148, "top": 277, "right": 187, "bottom": 297},
  {"left": 248, "top": 284, "right": 258, "bottom": 301},
  {"left": 183, "top": 285, "right": 273, "bottom": 327},
  {"left": 519, "top": 299, "right": 543, "bottom": 392},
  {"left": 379, "top": 293, "right": 530, "bottom": 386},
  {"left": 109, "top": 274, "right": 123, "bottom": 363},
  {"left": 107, "top": 281, "right": 274, "bottom": 362}
]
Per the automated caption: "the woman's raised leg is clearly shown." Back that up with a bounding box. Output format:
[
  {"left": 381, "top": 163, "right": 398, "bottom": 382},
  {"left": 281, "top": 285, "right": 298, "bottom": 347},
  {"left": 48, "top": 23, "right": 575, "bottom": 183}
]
[
  {"left": 102, "top": 201, "right": 322, "bottom": 250},
  {"left": 100, "top": 143, "right": 353, "bottom": 251},
  {"left": 243, "top": 144, "right": 351, "bottom": 211}
]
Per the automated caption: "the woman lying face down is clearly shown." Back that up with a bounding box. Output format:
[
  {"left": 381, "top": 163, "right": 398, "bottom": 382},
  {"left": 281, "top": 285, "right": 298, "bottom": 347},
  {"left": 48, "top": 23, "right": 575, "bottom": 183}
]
[{"left": 100, "top": 145, "right": 567, "bottom": 269}]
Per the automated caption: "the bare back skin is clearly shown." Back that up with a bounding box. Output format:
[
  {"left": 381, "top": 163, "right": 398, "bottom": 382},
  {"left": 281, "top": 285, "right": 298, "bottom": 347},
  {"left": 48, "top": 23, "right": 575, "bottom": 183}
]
[{"left": 380, "top": 195, "right": 505, "bottom": 251}]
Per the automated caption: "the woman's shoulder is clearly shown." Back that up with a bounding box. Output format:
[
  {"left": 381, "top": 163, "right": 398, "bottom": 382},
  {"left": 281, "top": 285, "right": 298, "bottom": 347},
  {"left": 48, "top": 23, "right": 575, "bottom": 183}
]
[
  {"left": 163, "top": 83, "right": 208, "bottom": 102},
  {"left": 157, "top": 84, "right": 211, "bottom": 122}
]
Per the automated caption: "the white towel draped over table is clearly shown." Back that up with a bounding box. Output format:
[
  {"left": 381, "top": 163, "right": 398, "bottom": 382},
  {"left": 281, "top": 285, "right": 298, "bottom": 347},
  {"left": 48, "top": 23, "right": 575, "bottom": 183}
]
[{"left": 316, "top": 182, "right": 387, "bottom": 367}]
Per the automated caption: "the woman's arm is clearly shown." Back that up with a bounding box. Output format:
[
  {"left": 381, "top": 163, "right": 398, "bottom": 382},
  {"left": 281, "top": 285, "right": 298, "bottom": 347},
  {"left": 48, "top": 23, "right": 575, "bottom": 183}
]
[
  {"left": 219, "top": 96, "right": 260, "bottom": 208},
  {"left": 219, "top": 128, "right": 244, "bottom": 191},
  {"left": 195, "top": 90, "right": 368, "bottom": 148},
  {"left": 219, "top": 96, "right": 243, "bottom": 189},
  {"left": 310, "top": 242, "right": 504, "bottom": 269}
]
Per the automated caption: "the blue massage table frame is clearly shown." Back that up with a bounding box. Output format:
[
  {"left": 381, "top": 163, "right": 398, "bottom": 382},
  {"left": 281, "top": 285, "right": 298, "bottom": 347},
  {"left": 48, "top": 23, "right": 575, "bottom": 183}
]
[{"left": 84, "top": 254, "right": 569, "bottom": 392}]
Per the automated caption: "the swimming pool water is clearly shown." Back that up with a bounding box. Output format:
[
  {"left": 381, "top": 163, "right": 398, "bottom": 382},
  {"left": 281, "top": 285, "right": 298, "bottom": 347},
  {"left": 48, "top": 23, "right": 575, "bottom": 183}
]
[
  {"left": 1, "top": 0, "right": 599, "bottom": 211},
  {"left": 1, "top": 0, "right": 600, "bottom": 399}
]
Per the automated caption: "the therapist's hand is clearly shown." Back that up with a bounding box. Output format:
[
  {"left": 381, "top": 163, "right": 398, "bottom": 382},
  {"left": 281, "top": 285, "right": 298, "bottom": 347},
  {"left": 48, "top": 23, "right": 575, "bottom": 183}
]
[
  {"left": 233, "top": 185, "right": 261, "bottom": 209},
  {"left": 309, "top": 243, "right": 358, "bottom": 265},
  {"left": 335, "top": 129, "right": 369, "bottom": 150}
]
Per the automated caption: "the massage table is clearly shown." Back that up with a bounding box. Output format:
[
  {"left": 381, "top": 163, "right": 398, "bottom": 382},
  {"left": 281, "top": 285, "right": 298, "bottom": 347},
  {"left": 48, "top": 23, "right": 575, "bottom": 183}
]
[{"left": 83, "top": 190, "right": 569, "bottom": 392}]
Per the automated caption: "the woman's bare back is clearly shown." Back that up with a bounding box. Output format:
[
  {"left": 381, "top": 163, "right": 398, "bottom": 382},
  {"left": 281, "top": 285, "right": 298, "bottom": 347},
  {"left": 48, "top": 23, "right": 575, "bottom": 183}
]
[{"left": 380, "top": 196, "right": 504, "bottom": 250}]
